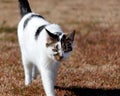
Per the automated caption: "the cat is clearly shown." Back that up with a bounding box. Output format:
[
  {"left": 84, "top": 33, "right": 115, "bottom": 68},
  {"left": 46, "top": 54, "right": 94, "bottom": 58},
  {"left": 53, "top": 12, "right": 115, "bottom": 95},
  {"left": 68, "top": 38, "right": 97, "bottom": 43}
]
[{"left": 17, "top": 0, "right": 75, "bottom": 96}]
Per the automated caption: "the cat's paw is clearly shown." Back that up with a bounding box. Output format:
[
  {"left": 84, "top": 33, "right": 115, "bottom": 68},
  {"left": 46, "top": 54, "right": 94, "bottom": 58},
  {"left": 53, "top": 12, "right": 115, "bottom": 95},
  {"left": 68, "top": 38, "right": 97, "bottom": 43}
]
[
  {"left": 25, "top": 80, "right": 32, "bottom": 86},
  {"left": 32, "top": 74, "right": 37, "bottom": 80}
]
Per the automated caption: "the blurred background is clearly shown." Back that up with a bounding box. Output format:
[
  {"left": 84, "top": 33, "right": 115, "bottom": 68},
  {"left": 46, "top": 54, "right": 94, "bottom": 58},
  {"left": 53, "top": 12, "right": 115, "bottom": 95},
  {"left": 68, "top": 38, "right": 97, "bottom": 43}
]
[{"left": 0, "top": 0, "right": 120, "bottom": 96}]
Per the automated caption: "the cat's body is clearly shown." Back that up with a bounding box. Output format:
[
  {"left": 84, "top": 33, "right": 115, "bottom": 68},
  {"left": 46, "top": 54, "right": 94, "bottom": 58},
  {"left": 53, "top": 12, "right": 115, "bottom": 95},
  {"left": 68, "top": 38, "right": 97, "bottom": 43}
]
[{"left": 18, "top": 0, "right": 75, "bottom": 96}]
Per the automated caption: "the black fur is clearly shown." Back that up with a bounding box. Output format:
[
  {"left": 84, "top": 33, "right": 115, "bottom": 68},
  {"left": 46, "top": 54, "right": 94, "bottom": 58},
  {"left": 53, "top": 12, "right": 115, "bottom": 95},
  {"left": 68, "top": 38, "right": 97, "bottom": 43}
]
[
  {"left": 35, "top": 25, "right": 46, "bottom": 40},
  {"left": 24, "top": 14, "right": 44, "bottom": 29},
  {"left": 45, "top": 29, "right": 59, "bottom": 41},
  {"left": 18, "top": 0, "right": 32, "bottom": 17}
]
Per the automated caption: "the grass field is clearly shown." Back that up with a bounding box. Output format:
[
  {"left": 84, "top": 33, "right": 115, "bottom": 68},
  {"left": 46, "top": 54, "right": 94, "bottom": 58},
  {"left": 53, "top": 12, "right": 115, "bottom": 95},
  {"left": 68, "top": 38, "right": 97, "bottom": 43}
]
[{"left": 0, "top": 0, "right": 120, "bottom": 96}]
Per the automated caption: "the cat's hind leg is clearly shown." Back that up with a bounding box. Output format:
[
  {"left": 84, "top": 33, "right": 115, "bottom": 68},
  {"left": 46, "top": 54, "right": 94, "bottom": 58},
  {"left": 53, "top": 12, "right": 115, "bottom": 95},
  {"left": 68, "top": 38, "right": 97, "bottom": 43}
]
[
  {"left": 22, "top": 55, "right": 33, "bottom": 86},
  {"left": 32, "top": 65, "right": 39, "bottom": 79}
]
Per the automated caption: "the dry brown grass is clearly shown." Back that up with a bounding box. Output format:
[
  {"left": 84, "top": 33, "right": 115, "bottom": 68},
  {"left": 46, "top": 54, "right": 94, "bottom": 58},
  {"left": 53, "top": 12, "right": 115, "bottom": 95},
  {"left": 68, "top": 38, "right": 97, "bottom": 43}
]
[{"left": 0, "top": 0, "right": 120, "bottom": 96}]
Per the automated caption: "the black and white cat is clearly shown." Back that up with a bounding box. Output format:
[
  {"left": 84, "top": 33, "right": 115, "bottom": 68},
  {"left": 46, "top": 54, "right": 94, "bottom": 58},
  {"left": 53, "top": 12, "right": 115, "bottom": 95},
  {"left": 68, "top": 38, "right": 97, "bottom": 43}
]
[{"left": 17, "top": 0, "right": 75, "bottom": 96}]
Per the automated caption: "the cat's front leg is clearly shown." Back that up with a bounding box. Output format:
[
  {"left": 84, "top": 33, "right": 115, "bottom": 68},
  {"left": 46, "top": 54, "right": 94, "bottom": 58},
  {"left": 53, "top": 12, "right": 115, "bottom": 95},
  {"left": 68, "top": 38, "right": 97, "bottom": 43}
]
[
  {"left": 41, "top": 70, "right": 55, "bottom": 96},
  {"left": 39, "top": 63, "right": 59, "bottom": 96}
]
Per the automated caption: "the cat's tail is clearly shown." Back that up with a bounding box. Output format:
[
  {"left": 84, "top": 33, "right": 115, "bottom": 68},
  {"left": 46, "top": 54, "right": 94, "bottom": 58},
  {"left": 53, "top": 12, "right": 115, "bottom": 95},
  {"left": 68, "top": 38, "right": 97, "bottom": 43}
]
[{"left": 18, "top": 0, "right": 32, "bottom": 18}]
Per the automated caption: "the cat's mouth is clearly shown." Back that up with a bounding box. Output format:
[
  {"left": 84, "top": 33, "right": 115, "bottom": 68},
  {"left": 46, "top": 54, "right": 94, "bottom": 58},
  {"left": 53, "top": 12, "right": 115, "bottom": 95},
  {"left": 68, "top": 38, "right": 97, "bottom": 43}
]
[{"left": 53, "top": 53, "right": 63, "bottom": 61}]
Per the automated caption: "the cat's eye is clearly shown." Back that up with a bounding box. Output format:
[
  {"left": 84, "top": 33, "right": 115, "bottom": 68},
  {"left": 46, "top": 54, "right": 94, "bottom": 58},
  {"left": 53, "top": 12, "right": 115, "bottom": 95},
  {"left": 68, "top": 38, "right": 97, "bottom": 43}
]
[
  {"left": 52, "top": 48, "right": 58, "bottom": 52},
  {"left": 52, "top": 45, "right": 59, "bottom": 52}
]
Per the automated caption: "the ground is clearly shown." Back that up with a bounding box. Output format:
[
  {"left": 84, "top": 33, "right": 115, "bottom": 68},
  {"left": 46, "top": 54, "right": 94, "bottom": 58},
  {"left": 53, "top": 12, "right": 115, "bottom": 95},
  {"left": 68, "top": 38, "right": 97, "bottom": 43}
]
[{"left": 0, "top": 0, "right": 120, "bottom": 96}]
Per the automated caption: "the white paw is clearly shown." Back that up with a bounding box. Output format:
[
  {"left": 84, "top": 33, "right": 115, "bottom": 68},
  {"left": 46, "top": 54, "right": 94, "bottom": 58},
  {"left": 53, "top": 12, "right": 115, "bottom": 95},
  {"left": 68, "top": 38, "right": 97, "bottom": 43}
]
[{"left": 25, "top": 80, "right": 32, "bottom": 86}]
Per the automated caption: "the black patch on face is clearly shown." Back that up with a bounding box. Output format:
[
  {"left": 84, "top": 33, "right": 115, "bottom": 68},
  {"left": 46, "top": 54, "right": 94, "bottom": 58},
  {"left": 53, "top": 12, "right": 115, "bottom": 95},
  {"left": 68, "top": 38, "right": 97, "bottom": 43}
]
[
  {"left": 61, "top": 35, "right": 73, "bottom": 53},
  {"left": 23, "top": 14, "right": 45, "bottom": 29},
  {"left": 35, "top": 25, "right": 46, "bottom": 40}
]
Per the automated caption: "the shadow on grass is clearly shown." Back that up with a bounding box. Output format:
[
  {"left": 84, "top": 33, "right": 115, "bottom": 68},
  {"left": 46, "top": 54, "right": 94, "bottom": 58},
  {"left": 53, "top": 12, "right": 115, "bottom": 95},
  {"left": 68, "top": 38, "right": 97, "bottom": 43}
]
[{"left": 55, "top": 86, "right": 120, "bottom": 96}]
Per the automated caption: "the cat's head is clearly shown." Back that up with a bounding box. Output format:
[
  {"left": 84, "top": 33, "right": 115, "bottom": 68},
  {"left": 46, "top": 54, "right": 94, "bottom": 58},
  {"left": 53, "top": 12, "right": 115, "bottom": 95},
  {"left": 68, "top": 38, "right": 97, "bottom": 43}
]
[{"left": 45, "top": 28, "right": 75, "bottom": 62}]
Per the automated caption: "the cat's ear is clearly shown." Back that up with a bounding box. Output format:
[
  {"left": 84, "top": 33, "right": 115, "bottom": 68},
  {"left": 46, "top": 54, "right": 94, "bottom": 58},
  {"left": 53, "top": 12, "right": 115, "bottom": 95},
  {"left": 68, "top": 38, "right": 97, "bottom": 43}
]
[
  {"left": 66, "top": 30, "right": 75, "bottom": 42},
  {"left": 45, "top": 29, "right": 59, "bottom": 41}
]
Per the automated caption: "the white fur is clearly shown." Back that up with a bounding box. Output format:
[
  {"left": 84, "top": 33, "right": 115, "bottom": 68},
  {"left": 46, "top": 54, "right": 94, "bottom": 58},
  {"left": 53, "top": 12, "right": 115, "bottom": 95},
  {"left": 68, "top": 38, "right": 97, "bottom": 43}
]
[{"left": 18, "top": 13, "right": 71, "bottom": 96}]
